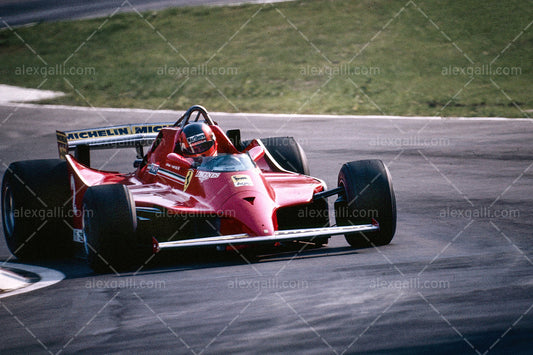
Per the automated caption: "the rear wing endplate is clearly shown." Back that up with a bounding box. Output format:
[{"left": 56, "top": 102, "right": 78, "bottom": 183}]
[{"left": 56, "top": 122, "right": 173, "bottom": 166}]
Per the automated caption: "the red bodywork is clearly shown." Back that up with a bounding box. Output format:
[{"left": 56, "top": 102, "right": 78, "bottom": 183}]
[{"left": 66, "top": 124, "right": 326, "bottom": 243}]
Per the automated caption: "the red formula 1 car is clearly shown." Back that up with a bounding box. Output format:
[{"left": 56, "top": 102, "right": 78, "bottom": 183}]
[{"left": 2, "top": 105, "right": 396, "bottom": 272}]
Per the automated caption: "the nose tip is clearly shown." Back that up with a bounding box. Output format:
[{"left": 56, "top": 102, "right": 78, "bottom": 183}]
[{"left": 222, "top": 192, "right": 276, "bottom": 237}]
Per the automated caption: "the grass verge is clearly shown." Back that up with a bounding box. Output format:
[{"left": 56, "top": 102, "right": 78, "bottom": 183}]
[{"left": 0, "top": 0, "right": 531, "bottom": 117}]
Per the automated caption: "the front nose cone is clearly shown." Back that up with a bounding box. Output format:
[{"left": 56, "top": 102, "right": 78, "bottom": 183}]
[{"left": 221, "top": 191, "right": 276, "bottom": 236}]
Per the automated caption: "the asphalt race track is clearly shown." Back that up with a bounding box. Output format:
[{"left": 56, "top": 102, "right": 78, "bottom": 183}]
[{"left": 0, "top": 103, "right": 532, "bottom": 354}]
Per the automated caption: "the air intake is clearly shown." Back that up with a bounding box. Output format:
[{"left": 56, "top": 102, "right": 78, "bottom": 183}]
[{"left": 243, "top": 197, "right": 255, "bottom": 205}]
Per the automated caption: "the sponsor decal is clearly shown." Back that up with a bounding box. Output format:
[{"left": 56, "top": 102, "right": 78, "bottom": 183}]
[
  {"left": 56, "top": 131, "right": 68, "bottom": 144},
  {"left": 56, "top": 131, "right": 69, "bottom": 159},
  {"left": 73, "top": 229, "right": 84, "bottom": 243},
  {"left": 187, "top": 132, "right": 206, "bottom": 145},
  {"left": 183, "top": 170, "right": 194, "bottom": 191},
  {"left": 232, "top": 174, "right": 253, "bottom": 187},
  {"left": 165, "top": 163, "right": 180, "bottom": 170},
  {"left": 148, "top": 164, "right": 160, "bottom": 175},
  {"left": 64, "top": 124, "right": 171, "bottom": 141},
  {"left": 67, "top": 127, "right": 130, "bottom": 140},
  {"left": 158, "top": 168, "right": 186, "bottom": 184},
  {"left": 195, "top": 171, "right": 221, "bottom": 182},
  {"left": 131, "top": 125, "right": 167, "bottom": 134}
]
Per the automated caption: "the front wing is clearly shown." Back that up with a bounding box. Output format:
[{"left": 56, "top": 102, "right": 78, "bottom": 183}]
[{"left": 156, "top": 221, "right": 379, "bottom": 250}]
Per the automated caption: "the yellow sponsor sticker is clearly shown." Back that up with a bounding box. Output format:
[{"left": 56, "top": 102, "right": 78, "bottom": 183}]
[
  {"left": 56, "top": 131, "right": 69, "bottom": 159},
  {"left": 183, "top": 169, "right": 194, "bottom": 191}
]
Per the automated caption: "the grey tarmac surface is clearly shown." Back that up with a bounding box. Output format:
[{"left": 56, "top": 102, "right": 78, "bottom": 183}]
[{"left": 0, "top": 103, "right": 532, "bottom": 354}]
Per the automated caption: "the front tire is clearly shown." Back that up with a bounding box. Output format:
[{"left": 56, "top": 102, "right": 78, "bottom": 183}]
[
  {"left": 335, "top": 160, "right": 396, "bottom": 248},
  {"left": 82, "top": 184, "right": 149, "bottom": 273},
  {"left": 2, "top": 159, "right": 72, "bottom": 260}
]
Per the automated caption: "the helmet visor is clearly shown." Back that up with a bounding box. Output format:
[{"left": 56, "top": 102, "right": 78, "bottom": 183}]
[{"left": 184, "top": 139, "right": 215, "bottom": 155}]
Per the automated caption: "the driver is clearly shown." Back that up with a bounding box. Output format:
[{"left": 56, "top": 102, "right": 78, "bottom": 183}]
[{"left": 176, "top": 122, "right": 218, "bottom": 158}]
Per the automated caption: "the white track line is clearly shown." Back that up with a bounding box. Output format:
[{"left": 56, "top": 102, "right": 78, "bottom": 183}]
[
  {"left": 0, "top": 84, "right": 65, "bottom": 103},
  {"left": 0, "top": 268, "right": 30, "bottom": 291},
  {"left": 0, "top": 263, "right": 65, "bottom": 299},
  {"left": 1, "top": 102, "right": 530, "bottom": 122}
]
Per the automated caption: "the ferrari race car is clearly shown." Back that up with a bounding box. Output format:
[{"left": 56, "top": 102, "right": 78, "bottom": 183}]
[{"left": 1, "top": 105, "right": 396, "bottom": 272}]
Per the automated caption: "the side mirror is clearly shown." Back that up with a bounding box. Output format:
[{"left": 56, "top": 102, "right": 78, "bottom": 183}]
[
  {"left": 166, "top": 153, "right": 192, "bottom": 168},
  {"left": 248, "top": 145, "right": 265, "bottom": 162}
]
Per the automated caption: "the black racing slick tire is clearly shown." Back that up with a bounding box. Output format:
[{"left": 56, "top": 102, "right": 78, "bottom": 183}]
[
  {"left": 1, "top": 159, "right": 72, "bottom": 260},
  {"left": 335, "top": 160, "right": 396, "bottom": 248},
  {"left": 245, "top": 137, "right": 309, "bottom": 175},
  {"left": 82, "top": 184, "right": 148, "bottom": 273}
]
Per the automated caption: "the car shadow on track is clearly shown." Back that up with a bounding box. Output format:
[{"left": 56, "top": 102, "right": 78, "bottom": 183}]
[
  {"left": 127, "top": 243, "right": 363, "bottom": 277},
  {"left": 2, "top": 243, "right": 364, "bottom": 279}
]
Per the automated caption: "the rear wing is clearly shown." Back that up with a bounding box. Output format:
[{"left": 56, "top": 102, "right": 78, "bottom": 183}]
[{"left": 56, "top": 122, "right": 173, "bottom": 166}]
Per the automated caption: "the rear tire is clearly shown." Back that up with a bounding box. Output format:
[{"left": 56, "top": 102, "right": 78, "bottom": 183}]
[
  {"left": 82, "top": 184, "right": 149, "bottom": 273},
  {"left": 335, "top": 160, "right": 396, "bottom": 248},
  {"left": 244, "top": 136, "right": 309, "bottom": 175},
  {"left": 1, "top": 159, "right": 72, "bottom": 260}
]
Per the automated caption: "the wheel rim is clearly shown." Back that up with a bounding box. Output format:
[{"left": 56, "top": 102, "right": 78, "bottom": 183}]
[{"left": 2, "top": 184, "right": 15, "bottom": 237}]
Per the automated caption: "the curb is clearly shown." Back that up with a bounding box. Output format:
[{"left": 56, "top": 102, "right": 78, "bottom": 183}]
[
  {"left": 0, "top": 263, "right": 65, "bottom": 299},
  {"left": 0, "top": 267, "right": 38, "bottom": 293}
]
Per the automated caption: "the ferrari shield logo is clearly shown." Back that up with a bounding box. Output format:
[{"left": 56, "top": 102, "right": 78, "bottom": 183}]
[{"left": 183, "top": 169, "right": 194, "bottom": 191}]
